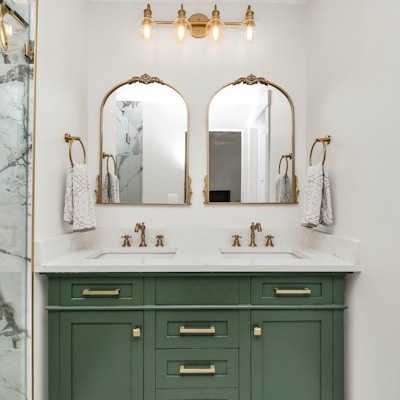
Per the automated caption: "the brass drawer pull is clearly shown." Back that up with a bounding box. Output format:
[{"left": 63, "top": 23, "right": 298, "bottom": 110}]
[
  {"left": 82, "top": 289, "right": 121, "bottom": 297},
  {"left": 179, "top": 325, "right": 216, "bottom": 335},
  {"left": 274, "top": 288, "right": 312, "bottom": 295},
  {"left": 179, "top": 364, "right": 216, "bottom": 375}
]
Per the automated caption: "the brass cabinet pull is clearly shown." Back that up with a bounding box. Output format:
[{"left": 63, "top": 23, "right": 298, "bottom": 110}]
[
  {"left": 254, "top": 326, "right": 262, "bottom": 336},
  {"left": 179, "top": 364, "right": 216, "bottom": 375},
  {"left": 82, "top": 289, "right": 121, "bottom": 296},
  {"left": 274, "top": 288, "right": 312, "bottom": 295},
  {"left": 132, "top": 327, "right": 141, "bottom": 338},
  {"left": 179, "top": 325, "right": 216, "bottom": 335}
]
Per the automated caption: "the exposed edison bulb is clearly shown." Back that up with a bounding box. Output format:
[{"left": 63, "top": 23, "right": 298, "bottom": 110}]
[
  {"left": 172, "top": 5, "right": 192, "bottom": 43},
  {"left": 241, "top": 5, "right": 256, "bottom": 43},
  {"left": 140, "top": 4, "right": 155, "bottom": 41},
  {"left": 205, "top": 5, "right": 225, "bottom": 43}
]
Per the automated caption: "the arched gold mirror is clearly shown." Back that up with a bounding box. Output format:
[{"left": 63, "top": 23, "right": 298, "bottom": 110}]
[
  {"left": 98, "top": 73, "right": 191, "bottom": 204},
  {"left": 205, "top": 74, "right": 296, "bottom": 204}
]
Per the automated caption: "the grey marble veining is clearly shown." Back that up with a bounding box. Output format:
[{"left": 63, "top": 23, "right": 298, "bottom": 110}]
[{"left": 0, "top": 1, "right": 34, "bottom": 397}]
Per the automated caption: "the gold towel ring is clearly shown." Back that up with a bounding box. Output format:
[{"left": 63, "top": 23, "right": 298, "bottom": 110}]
[
  {"left": 64, "top": 133, "right": 86, "bottom": 166},
  {"left": 102, "top": 152, "right": 117, "bottom": 174},
  {"left": 309, "top": 135, "right": 331, "bottom": 166},
  {"left": 278, "top": 153, "right": 292, "bottom": 175}
]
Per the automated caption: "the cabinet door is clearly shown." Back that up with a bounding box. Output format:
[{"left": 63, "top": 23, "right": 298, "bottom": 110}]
[
  {"left": 251, "top": 310, "right": 333, "bottom": 400},
  {"left": 52, "top": 311, "right": 143, "bottom": 400}
]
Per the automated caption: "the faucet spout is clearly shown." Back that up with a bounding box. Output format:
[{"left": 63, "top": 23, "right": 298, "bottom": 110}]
[
  {"left": 249, "top": 222, "right": 262, "bottom": 247},
  {"left": 134, "top": 222, "right": 147, "bottom": 247}
]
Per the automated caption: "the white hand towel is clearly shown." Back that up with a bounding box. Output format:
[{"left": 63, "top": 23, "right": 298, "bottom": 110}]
[
  {"left": 64, "top": 164, "right": 96, "bottom": 232},
  {"left": 275, "top": 173, "right": 293, "bottom": 203},
  {"left": 301, "top": 163, "right": 333, "bottom": 228},
  {"left": 102, "top": 172, "right": 120, "bottom": 203}
]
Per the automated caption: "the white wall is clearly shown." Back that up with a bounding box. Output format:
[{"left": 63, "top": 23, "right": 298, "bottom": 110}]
[
  {"left": 35, "top": 1, "right": 307, "bottom": 242},
  {"left": 35, "top": 0, "right": 89, "bottom": 239},
  {"left": 306, "top": 0, "right": 400, "bottom": 398}
]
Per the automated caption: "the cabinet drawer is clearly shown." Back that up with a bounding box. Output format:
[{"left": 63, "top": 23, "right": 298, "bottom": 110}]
[
  {"left": 156, "top": 388, "right": 238, "bottom": 400},
  {"left": 156, "top": 311, "right": 239, "bottom": 348},
  {"left": 156, "top": 349, "right": 238, "bottom": 389},
  {"left": 251, "top": 276, "right": 333, "bottom": 305},
  {"left": 58, "top": 277, "right": 143, "bottom": 306},
  {"left": 155, "top": 277, "right": 239, "bottom": 305}
]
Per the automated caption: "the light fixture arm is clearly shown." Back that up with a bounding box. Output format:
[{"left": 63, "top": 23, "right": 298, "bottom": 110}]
[
  {"left": 0, "top": 0, "right": 29, "bottom": 52},
  {"left": 140, "top": 3, "right": 255, "bottom": 42}
]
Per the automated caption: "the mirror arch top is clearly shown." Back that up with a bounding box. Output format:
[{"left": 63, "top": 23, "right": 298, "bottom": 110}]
[
  {"left": 205, "top": 74, "right": 297, "bottom": 204},
  {"left": 99, "top": 73, "right": 191, "bottom": 205}
]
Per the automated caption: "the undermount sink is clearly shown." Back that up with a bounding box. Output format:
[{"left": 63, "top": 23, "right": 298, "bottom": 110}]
[
  {"left": 87, "top": 248, "right": 177, "bottom": 260},
  {"left": 219, "top": 248, "right": 303, "bottom": 260}
]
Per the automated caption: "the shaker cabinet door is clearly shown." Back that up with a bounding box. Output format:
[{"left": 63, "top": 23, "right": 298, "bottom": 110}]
[
  {"left": 251, "top": 310, "right": 334, "bottom": 400},
  {"left": 51, "top": 311, "right": 143, "bottom": 400}
]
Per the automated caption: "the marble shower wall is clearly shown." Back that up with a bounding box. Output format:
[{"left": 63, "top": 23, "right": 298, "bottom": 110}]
[{"left": 0, "top": 1, "right": 34, "bottom": 399}]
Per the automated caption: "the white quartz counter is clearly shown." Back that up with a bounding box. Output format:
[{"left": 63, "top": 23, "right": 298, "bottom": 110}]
[{"left": 35, "top": 244, "right": 360, "bottom": 274}]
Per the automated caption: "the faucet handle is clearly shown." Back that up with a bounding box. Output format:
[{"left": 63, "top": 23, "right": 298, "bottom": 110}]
[
  {"left": 155, "top": 234, "right": 165, "bottom": 247},
  {"left": 121, "top": 234, "right": 132, "bottom": 247},
  {"left": 265, "top": 235, "right": 275, "bottom": 247},
  {"left": 232, "top": 234, "right": 242, "bottom": 247}
]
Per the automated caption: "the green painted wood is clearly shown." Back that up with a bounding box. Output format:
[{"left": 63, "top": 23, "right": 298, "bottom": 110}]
[
  {"left": 58, "top": 276, "right": 143, "bottom": 307},
  {"left": 155, "top": 349, "right": 239, "bottom": 389},
  {"left": 251, "top": 276, "right": 334, "bottom": 305},
  {"left": 156, "top": 310, "right": 239, "bottom": 348},
  {"left": 155, "top": 276, "right": 239, "bottom": 305},
  {"left": 251, "top": 309, "right": 334, "bottom": 400},
  {"left": 58, "top": 311, "right": 143, "bottom": 400},
  {"left": 47, "top": 273, "right": 347, "bottom": 400},
  {"left": 156, "top": 388, "right": 238, "bottom": 400}
]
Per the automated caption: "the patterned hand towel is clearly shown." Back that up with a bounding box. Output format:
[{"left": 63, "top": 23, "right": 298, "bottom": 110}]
[
  {"left": 102, "top": 172, "right": 120, "bottom": 203},
  {"left": 275, "top": 173, "right": 293, "bottom": 203},
  {"left": 301, "top": 163, "right": 333, "bottom": 228},
  {"left": 64, "top": 164, "right": 96, "bottom": 232}
]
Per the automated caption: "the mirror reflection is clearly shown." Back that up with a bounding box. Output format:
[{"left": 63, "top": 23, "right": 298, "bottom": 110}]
[
  {"left": 99, "top": 74, "right": 191, "bottom": 205},
  {"left": 206, "top": 74, "right": 295, "bottom": 204}
]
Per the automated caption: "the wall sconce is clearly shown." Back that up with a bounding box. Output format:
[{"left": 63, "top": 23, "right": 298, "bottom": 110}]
[
  {"left": 140, "top": 3, "right": 256, "bottom": 44},
  {"left": 0, "top": 0, "right": 29, "bottom": 52}
]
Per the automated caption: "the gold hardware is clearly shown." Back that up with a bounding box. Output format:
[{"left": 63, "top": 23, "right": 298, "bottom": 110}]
[
  {"left": 278, "top": 153, "right": 292, "bottom": 175},
  {"left": 132, "top": 327, "right": 141, "bottom": 338},
  {"left": 102, "top": 152, "right": 117, "bottom": 174},
  {"left": 121, "top": 235, "right": 132, "bottom": 247},
  {"left": 179, "top": 326, "right": 216, "bottom": 335},
  {"left": 232, "top": 235, "right": 242, "bottom": 247},
  {"left": 265, "top": 235, "right": 274, "bottom": 247},
  {"left": 0, "top": 1, "right": 29, "bottom": 52},
  {"left": 179, "top": 364, "right": 216, "bottom": 375},
  {"left": 64, "top": 133, "right": 87, "bottom": 167},
  {"left": 249, "top": 222, "right": 262, "bottom": 247},
  {"left": 134, "top": 222, "right": 147, "bottom": 247},
  {"left": 155, "top": 235, "right": 164, "bottom": 247},
  {"left": 82, "top": 289, "right": 121, "bottom": 296},
  {"left": 140, "top": 4, "right": 255, "bottom": 43},
  {"left": 274, "top": 288, "right": 312, "bottom": 295},
  {"left": 254, "top": 326, "right": 262, "bottom": 336},
  {"left": 309, "top": 135, "right": 331, "bottom": 166}
]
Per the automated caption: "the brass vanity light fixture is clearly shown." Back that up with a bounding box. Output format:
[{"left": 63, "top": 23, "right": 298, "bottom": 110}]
[
  {"left": 140, "top": 3, "right": 256, "bottom": 43},
  {"left": 0, "top": 0, "right": 29, "bottom": 52}
]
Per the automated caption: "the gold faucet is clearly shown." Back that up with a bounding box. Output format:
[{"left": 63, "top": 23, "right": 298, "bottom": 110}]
[
  {"left": 265, "top": 235, "right": 274, "bottom": 247},
  {"left": 249, "top": 222, "right": 262, "bottom": 247},
  {"left": 134, "top": 222, "right": 147, "bottom": 247},
  {"left": 155, "top": 234, "right": 164, "bottom": 247},
  {"left": 232, "top": 234, "right": 242, "bottom": 247},
  {"left": 121, "top": 234, "right": 132, "bottom": 247}
]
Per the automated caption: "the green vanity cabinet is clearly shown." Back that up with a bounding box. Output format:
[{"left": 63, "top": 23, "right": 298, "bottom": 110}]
[{"left": 46, "top": 273, "right": 347, "bottom": 400}]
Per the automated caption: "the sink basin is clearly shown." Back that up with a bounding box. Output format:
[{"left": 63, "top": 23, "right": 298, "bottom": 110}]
[
  {"left": 219, "top": 248, "right": 303, "bottom": 260},
  {"left": 87, "top": 248, "right": 177, "bottom": 260}
]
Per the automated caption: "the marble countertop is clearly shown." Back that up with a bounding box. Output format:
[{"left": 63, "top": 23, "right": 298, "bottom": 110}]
[{"left": 35, "top": 244, "right": 360, "bottom": 274}]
